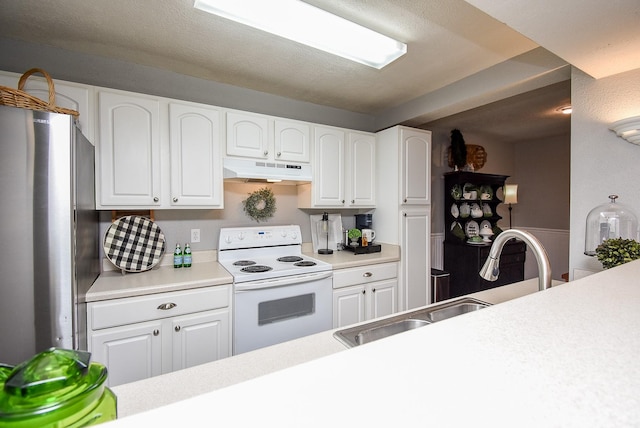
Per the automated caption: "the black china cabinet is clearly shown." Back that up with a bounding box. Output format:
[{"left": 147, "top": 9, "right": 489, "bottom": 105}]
[{"left": 443, "top": 171, "right": 526, "bottom": 297}]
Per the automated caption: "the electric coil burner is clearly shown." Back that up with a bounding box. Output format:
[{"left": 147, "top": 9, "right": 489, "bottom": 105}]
[{"left": 218, "top": 225, "right": 333, "bottom": 355}]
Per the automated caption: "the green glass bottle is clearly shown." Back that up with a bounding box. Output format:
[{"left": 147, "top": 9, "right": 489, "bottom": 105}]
[
  {"left": 173, "top": 243, "right": 183, "bottom": 268},
  {"left": 183, "top": 243, "right": 192, "bottom": 268}
]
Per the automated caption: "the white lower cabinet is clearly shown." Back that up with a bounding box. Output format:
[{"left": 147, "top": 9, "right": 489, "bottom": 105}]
[
  {"left": 88, "top": 286, "right": 231, "bottom": 387},
  {"left": 332, "top": 263, "right": 398, "bottom": 328}
]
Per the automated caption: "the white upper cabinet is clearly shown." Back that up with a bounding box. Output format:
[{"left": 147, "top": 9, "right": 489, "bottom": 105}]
[
  {"left": 97, "top": 90, "right": 162, "bottom": 207},
  {"left": 226, "top": 111, "right": 310, "bottom": 163},
  {"left": 347, "top": 131, "right": 376, "bottom": 207},
  {"left": 96, "top": 91, "right": 224, "bottom": 209},
  {"left": 298, "top": 126, "right": 376, "bottom": 208},
  {"left": 401, "top": 128, "right": 431, "bottom": 205},
  {"left": 226, "top": 111, "right": 270, "bottom": 159},
  {"left": 274, "top": 119, "right": 310, "bottom": 163},
  {"left": 169, "top": 102, "right": 223, "bottom": 208}
]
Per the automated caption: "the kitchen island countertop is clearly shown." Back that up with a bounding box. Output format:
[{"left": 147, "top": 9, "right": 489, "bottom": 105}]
[
  {"left": 106, "top": 260, "right": 640, "bottom": 427},
  {"left": 110, "top": 276, "right": 556, "bottom": 419}
]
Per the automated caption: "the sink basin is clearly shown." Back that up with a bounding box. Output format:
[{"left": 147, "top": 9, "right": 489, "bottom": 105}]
[
  {"left": 422, "top": 301, "right": 488, "bottom": 322},
  {"left": 355, "top": 319, "right": 430, "bottom": 345},
  {"left": 333, "top": 297, "right": 491, "bottom": 348}
]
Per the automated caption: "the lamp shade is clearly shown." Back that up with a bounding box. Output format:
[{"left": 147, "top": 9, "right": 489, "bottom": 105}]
[{"left": 503, "top": 184, "right": 518, "bottom": 204}]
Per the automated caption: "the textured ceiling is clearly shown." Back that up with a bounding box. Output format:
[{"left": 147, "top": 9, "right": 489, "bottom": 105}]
[
  {"left": 0, "top": 0, "right": 537, "bottom": 114},
  {"left": 0, "top": 1, "right": 637, "bottom": 140}
]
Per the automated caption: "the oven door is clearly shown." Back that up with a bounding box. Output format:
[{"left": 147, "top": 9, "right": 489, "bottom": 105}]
[{"left": 233, "top": 271, "right": 333, "bottom": 355}]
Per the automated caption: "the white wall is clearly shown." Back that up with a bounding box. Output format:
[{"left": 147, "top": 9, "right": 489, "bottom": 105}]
[{"left": 569, "top": 67, "right": 640, "bottom": 278}]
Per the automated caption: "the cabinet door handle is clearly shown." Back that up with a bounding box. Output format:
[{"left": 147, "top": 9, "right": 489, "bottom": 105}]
[
  {"left": 264, "top": 150, "right": 269, "bottom": 156},
  {"left": 153, "top": 197, "right": 159, "bottom": 202},
  {"left": 341, "top": 200, "right": 345, "bottom": 204},
  {"left": 362, "top": 289, "right": 366, "bottom": 294},
  {"left": 157, "top": 302, "right": 177, "bottom": 310},
  {"left": 173, "top": 197, "right": 178, "bottom": 202},
  {"left": 363, "top": 272, "right": 373, "bottom": 277},
  {"left": 277, "top": 152, "right": 281, "bottom": 157},
  {"left": 351, "top": 199, "right": 355, "bottom": 203},
  {"left": 404, "top": 198, "right": 407, "bottom": 203},
  {"left": 372, "top": 288, "right": 376, "bottom": 292},
  {"left": 403, "top": 212, "right": 407, "bottom": 217},
  {"left": 174, "top": 325, "right": 181, "bottom": 332},
  {"left": 153, "top": 329, "right": 159, "bottom": 336}
]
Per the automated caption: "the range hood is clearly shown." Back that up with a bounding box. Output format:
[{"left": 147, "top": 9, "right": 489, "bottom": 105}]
[{"left": 223, "top": 157, "right": 312, "bottom": 184}]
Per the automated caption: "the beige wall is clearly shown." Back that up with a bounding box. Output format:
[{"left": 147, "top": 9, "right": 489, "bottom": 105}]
[{"left": 511, "top": 134, "right": 570, "bottom": 229}]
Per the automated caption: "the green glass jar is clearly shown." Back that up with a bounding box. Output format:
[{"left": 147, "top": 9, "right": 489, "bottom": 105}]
[{"left": 0, "top": 348, "right": 116, "bottom": 427}]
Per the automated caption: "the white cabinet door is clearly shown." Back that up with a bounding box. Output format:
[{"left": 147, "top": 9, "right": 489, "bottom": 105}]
[
  {"left": 347, "top": 131, "right": 376, "bottom": 207},
  {"left": 171, "top": 308, "right": 230, "bottom": 372},
  {"left": 169, "top": 103, "right": 223, "bottom": 207},
  {"left": 402, "top": 209, "right": 431, "bottom": 309},
  {"left": 368, "top": 279, "right": 398, "bottom": 320},
  {"left": 98, "top": 91, "right": 161, "bottom": 207},
  {"left": 312, "top": 126, "right": 345, "bottom": 206},
  {"left": 333, "top": 285, "right": 366, "bottom": 328},
  {"left": 90, "top": 320, "right": 163, "bottom": 387},
  {"left": 226, "top": 111, "right": 270, "bottom": 159},
  {"left": 274, "top": 119, "right": 310, "bottom": 163},
  {"left": 401, "top": 128, "right": 431, "bottom": 205}
]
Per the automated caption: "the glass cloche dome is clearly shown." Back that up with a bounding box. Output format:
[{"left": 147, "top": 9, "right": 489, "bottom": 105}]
[{"left": 584, "top": 195, "right": 639, "bottom": 256}]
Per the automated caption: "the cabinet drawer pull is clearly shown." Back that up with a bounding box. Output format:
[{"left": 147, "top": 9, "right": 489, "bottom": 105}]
[
  {"left": 175, "top": 325, "right": 181, "bottom": 332},
  {"left": 153, "top": 329, "right": 159, "bottom": 336},
  {"left": 362, "top": 272, "right": 373, "bottom": 277},
  {"left": 157, "top": 302, "right": 177, "bottom": 310}
]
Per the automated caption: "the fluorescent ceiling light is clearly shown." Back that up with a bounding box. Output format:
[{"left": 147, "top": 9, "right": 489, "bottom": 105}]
[{"left": 194, "top": 0, "right": 407, "bottom": 69}]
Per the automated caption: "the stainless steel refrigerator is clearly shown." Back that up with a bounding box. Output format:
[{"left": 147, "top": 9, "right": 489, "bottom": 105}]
[{"left": 0, "top": 105, "right": 99, "bottom": 365}]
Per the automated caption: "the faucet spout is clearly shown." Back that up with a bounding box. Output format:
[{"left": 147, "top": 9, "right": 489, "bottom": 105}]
[{"left": 479, "top": 229, "right": 552, "bottom": 291}]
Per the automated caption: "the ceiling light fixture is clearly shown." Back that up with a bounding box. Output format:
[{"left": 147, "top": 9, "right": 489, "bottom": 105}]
[
  {"left": 193, "top": 0, "right": 407, "bottom": 69},
  {"left": 610, "top": 115, "right": 640, "bottom": 145},
  {"left": 557, "top": 106, "right": 572, "bottom": 115}
]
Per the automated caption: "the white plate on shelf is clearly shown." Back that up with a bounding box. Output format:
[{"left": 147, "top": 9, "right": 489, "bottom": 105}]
[
  {"left": 465, "top": 220, "right": 480, "bottom": 237},
  {"left": 450, "top": 203, "right": 459, "bottom": 218},
  {"left": 466, "top": 239, "right": 486, "bottom": 245}
]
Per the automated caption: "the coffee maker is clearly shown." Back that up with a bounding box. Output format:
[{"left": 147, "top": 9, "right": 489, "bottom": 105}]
[
  {"left": 345, "top": 214, "right": 379, "bottom": 253},
  {"left": 355, "top": 214, "right": 372, "bottom": 230}
]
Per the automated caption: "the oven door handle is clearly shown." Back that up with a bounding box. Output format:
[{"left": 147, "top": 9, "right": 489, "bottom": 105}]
[{"left": 234, "top": 271, "right": 333, "bottom": 291}]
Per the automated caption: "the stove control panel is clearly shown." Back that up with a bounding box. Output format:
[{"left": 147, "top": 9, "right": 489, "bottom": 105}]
[{"left": 219, "top": 225, "right": 302, "bottom": 250}]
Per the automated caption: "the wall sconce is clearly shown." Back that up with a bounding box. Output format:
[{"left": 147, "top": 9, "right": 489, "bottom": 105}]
[
  {"left": 503, "top": 184, "right": 518, "bottom": 229},
  {"left": 610, "top": 116, "right": 640, "bottom": 145}
]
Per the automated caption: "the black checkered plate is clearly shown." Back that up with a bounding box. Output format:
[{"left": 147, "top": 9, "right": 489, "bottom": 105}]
[{"left": 104, "top": 215, "right": 166, "bottom": 272}]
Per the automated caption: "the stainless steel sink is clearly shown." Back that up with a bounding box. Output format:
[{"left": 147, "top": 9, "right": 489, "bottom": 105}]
[
  {"left": 355, "top": 319, "right": 430, "bottom": 345},
  {"left": 334, "top": 297, "right": 491, "bottom": 348}
]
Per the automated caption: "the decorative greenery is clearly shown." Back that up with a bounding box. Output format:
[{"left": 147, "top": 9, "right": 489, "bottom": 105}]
[
  {"left": 595, "top": 238, "right": 640, "bottom": 269},
  {"left": 348, "top": 228, "right": 362, "bottom": 239},
  {"left": 242, "top": 187, "right": 276, "bottom": 222}
]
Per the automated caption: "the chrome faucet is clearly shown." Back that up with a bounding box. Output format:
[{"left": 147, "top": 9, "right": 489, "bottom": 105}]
[{"left": 479, "top": 229, "right": 552, "bottom": 291}]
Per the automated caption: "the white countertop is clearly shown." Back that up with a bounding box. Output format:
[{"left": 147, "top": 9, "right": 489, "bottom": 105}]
[
  {"left": 105, "top": 260, "right": 640, "bottom": 427},
  {"left": 87, "top": 244, "right": 400, "bottom": 302}
]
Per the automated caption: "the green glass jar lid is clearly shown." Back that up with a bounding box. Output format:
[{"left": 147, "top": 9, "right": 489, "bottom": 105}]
[{"left": 0, "top": 348, "right": 108, "bottom": 421}]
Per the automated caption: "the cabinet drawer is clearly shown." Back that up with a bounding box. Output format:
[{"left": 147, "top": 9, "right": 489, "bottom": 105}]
[
  {"left": 333, "top": 263, "right": 397, "bottom": 289},
  {"left": 89, "top": 286, "right": 230, "bottom": 330}
]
